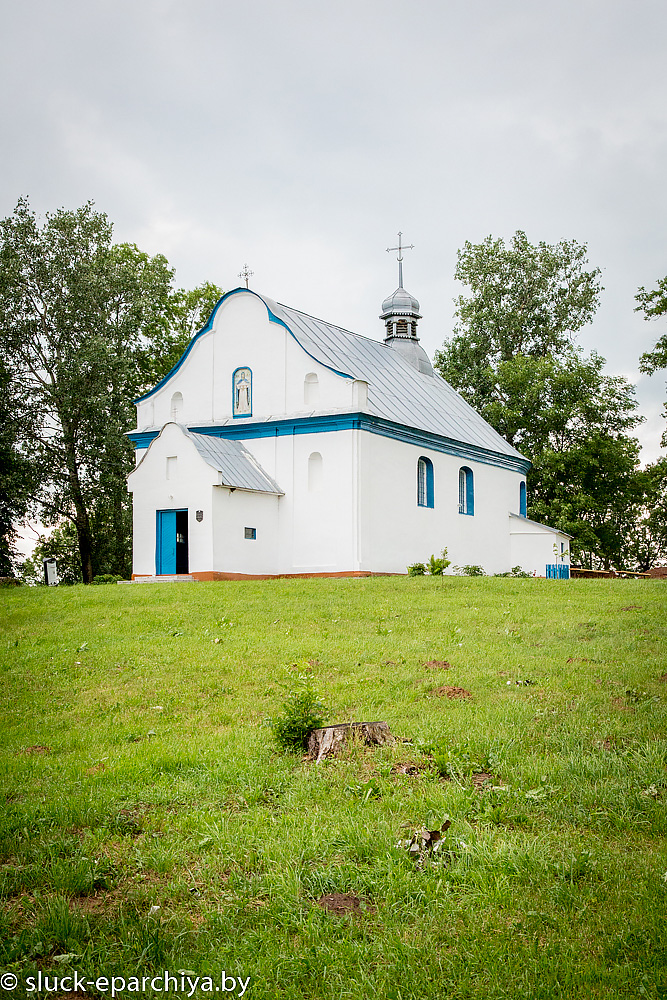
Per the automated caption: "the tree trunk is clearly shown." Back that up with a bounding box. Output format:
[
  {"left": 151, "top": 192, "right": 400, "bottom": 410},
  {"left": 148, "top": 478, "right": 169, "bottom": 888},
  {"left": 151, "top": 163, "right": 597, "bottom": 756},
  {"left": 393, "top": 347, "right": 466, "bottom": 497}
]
[
  {"left": 307, "top": 721, "right": 394, "bottom": 763},
  {"left": 62, "top": 423, "right": 94, "bottom": 584}
]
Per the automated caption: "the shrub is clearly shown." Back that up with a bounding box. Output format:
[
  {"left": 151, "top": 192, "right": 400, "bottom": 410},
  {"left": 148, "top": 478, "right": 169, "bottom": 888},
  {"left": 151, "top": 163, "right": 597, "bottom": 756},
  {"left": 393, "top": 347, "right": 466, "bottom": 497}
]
[
  {"left": 268, "top": 678, "right": 327, "bottom": 751},
  {"left": 92, "top": 574, "right": 123, "bottom": 585},
  {"left": 428, "top": 548, "right": 451, "bottom": 576},
  {"left": 407, "top": 562, "right": 427, "bottom": 576},
  {"left": 493, "top": 565, "right": 532, "bottom": 578},
  {"left": 454, "top": 564, "right": 485, "bottom": 576}
]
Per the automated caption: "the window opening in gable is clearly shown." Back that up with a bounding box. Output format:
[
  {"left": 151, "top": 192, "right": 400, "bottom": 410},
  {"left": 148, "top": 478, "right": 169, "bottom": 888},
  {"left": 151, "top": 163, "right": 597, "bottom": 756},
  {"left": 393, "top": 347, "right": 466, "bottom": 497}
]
[
  {"left": 308, "top": 452, "right": 323, "bottom": 492},
  {"left": 304, "top": 372, "right": 319, "bottom": 407},
  {"left": 170, "top": 392, "right": 183, "bottom": 421}
]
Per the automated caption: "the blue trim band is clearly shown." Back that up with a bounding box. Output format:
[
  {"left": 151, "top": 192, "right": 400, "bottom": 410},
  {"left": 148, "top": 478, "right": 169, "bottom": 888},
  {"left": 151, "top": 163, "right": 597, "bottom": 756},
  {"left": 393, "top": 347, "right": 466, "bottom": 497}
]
[
  {"left": 134, "top": 288, "right": 352, "bottom": 403},
  {"left": 128, "top": 413, "right": 531, "bottom": 474},
  {"left": 129, "top": 431, "right": 160, "bottom": 449}
]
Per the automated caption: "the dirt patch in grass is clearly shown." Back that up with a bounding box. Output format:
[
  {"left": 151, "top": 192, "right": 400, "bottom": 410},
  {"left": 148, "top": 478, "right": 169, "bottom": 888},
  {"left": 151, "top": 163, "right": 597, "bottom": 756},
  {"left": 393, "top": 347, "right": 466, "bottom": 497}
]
[
  {"left": 433, "top": 686, "right": 471, "bottom": 699},
  {"left": 74, "top": 886, "right": 128, "bottom": 916},
  {"left": 316, "top": 893, "right": 374, "bottom": 916},
  {"left": 75, "top": 872, "right": 170, "bottom": 916},
  {"left": 471, "top": 771, "right": 496, "bottom": 791},
  {"left": 19, "top": 745, "right": 51, "bottom": 755},
  {"left": 423, "top": 660, "right": 451, "bottom": 670},
  {"left": 611, "top": 697, "right": 635, "bottom": 712},
  {"left": 620, "top": 605, "right": 642, "bottom": 611},
  {"left": 659, "top": 673, "right": 667, "bottom": 682},
  {"left": 391, "top": 762, "right": 422, "bottom": 776}
]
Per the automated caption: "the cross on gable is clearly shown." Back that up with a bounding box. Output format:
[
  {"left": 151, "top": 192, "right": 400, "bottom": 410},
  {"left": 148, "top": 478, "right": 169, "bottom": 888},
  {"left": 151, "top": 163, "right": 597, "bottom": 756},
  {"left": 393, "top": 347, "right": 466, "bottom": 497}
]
[{"left": 238, "top": 263, "right": 254, "bottom": 288}]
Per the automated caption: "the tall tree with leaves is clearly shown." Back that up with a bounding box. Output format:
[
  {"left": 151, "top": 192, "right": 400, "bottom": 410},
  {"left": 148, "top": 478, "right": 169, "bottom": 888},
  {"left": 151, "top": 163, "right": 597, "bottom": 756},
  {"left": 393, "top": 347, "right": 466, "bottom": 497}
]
[
  {"left": 637, "top": 274, "right": 667, "bottom": 447},
  {"left": 0, "top": 357, "right": 38, "bottom": 575},
  {"left": 1, "top": 199, "right": 225, "bottom": 582},
  {"left": 0, "top": 198, "right": 180, "bottom": 582},
  {"left": 435, "top": 231, "right": 644, "bottom": 568}
]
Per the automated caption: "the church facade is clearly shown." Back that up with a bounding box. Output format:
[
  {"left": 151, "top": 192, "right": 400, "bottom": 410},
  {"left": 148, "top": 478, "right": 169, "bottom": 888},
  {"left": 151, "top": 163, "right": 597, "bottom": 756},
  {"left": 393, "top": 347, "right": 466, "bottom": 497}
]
[{"left": 127, "top": 279, "right": 570, "bottom": 579}]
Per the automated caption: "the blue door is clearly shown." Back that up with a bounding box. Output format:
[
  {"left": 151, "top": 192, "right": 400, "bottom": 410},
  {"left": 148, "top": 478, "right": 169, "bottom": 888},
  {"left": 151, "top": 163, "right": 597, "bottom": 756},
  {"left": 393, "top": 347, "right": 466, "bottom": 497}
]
[{"left": 156, "top": 510, "right": 177, "bottom": 575}]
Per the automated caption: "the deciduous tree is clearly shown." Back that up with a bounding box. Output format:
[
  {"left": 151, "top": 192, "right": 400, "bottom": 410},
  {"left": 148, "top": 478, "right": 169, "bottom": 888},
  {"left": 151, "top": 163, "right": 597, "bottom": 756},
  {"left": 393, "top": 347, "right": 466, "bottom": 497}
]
[
  {"left": 435, "top": 232, "right": 644, "bottom": 568},
  {"left": 0, "top": 199, "right": 181, "bottom": 581},
  {"left": 637, "top": 274, "right": 667, "bottom": 446}
]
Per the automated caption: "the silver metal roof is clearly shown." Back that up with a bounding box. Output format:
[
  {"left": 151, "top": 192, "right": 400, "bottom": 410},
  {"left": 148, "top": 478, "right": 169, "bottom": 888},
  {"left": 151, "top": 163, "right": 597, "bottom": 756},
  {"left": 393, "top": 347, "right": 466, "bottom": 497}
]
[
  {"left": 262, "top": 295, "right": 526, "bottom": 462},
  {"left": 380, "top": 285, "right": 421, "bottom": 318},
  {"left": 186, "top": 430, "right": 284, "bottom": 495},
  {"left": 509, "top": 512, "right": 572, "bottom": 538}
]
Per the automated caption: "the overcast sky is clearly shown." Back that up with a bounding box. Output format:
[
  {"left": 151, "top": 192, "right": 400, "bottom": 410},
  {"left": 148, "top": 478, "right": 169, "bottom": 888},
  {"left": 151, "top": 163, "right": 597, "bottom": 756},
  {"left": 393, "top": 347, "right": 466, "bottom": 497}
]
[{"left": 3, "top": 0, "right": 667, "bottom": 466}]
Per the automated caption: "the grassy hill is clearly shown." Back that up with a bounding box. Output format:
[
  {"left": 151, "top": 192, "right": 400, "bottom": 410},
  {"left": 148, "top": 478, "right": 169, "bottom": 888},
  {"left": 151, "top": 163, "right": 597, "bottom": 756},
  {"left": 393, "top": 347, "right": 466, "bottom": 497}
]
[{"left": 1, "top": 577, "right": 666, "bottom": 999}]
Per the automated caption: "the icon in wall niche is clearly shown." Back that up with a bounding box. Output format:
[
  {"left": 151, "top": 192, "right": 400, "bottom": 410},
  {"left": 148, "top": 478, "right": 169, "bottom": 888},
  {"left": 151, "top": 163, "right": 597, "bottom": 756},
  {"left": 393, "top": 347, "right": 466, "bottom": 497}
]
[{"left": 233, "top": 367, "right": 252, "bottom": 416}]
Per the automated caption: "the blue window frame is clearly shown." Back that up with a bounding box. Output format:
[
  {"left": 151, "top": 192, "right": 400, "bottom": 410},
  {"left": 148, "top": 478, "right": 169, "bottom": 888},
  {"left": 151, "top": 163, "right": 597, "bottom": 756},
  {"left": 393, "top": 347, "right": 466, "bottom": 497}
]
[
  {"left": 458, "top": 467, "right": 474, "bottom": 515},
  {"left": 519, "top": 480, "right": 527, "bottom": 517},
  {"left": 417, "top": 456, "right": 434, "bottom": 508}
]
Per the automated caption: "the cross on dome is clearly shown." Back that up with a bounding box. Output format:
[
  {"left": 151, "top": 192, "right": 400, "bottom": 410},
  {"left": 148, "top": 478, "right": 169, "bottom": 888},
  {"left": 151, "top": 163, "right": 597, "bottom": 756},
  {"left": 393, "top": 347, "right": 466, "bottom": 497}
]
[{"left": 386, "top": 231, "right": 414, "bottom": 289}]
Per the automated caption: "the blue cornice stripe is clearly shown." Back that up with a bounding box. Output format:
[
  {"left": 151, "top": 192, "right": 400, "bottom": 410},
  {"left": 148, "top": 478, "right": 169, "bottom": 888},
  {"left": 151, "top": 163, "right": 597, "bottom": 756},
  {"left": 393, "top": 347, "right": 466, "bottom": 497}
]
[
  {"left": 134, "top": 288, "right": 352, "bottom": 404},
  {"left": 128, "top": 430, "right": 159, "bottom": 449},
  {"left": 128, "top": 413, "right": 531, "bottom": 474}
]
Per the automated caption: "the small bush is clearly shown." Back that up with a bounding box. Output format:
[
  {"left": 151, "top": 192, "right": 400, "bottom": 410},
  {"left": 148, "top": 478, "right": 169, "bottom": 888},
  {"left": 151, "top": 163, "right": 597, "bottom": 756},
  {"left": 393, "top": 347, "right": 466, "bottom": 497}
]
[
  {"left": 407, "top": 562, "right": 427, "bottom": 576},
  {"left": 92, "top": 574, "right": 123, "bottom": 585},
  {"left": 268, "top": 678, "right": 327, "bottom": 751},
  {"left": 493, "top": 565, "right": 532, "bottom": 578},
  {"left": 455, "top": 564, "right": 485, "bottom": 577},
  {"left": 428, "top": 548, "right": 451, "bottom": 576}
]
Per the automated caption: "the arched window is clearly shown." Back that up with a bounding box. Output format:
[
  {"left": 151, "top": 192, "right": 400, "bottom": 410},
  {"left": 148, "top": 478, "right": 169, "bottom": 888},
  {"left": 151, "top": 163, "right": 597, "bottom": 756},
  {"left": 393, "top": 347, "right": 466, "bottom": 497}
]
[
  {"left": 459, "top": 467, "right": 474, "bottom": 515},
  {"left": 170, "top": 391, "right": 183, "bottom": 421},
  {"left": 308, "top": 452, "right": 323, "bottom": 492},
  {"left": 417, "top": 456, "right": 434, "bottom": 508},
  {"left": 304, "top": 372, "right": 319, "bottom": 406},
  {"left": 232, "top": 367, "right": 252, "bottom": 417},
  {"left": 519, "top": 480, "right": 527, "bottom": 517}
]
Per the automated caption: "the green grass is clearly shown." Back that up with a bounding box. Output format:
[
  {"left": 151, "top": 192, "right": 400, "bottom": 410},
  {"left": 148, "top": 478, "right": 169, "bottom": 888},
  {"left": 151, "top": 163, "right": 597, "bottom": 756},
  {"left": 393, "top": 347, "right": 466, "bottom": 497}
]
[{"left": 0, "top": 576, "right": 666, "bottom": 999}]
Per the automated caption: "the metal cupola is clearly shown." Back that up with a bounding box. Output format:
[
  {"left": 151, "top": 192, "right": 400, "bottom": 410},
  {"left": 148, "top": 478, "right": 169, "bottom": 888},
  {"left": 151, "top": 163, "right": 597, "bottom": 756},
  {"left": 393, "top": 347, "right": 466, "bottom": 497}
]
[{"left": 381, "top": 232, "right": 433, "bottom": 376}]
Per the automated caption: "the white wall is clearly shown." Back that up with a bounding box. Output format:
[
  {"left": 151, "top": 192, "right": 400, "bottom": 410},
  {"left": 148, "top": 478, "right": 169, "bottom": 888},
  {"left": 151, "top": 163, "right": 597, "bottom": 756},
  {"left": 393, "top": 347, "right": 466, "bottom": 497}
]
[
  {"left": 211, "top": 488, "right": 281, "bottom": 575},
  {"left": 238, "top": 428, "right": 357, "bottom": 573},
  {"left": 135, "top": 292, "right": 357, "bottom": 433},
  {"left": 128, "top": 421, "right": 358, "bottom": 577},
  {"left": 509, "top": 515, "right": 570, "bottom": 577},
  {"left": 358, "top": 433, "right": 528, "bottom": 575},
  {"left": 128, "top": 423, "right": 218, "bottom": 575}
]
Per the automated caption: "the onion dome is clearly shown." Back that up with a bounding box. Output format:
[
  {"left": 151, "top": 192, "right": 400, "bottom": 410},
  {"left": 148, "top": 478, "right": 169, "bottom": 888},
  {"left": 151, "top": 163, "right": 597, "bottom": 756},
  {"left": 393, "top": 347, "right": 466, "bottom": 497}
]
[{"left": 380, "top": 285, "right": 421, "bottom": 320}]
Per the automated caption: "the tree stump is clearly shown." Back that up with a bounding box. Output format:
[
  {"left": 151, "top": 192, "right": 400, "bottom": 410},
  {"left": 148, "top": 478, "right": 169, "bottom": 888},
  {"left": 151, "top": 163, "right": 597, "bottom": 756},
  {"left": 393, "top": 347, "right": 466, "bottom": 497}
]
[{"left": 307, "top": 721, "right": 394, "bottom": 763}]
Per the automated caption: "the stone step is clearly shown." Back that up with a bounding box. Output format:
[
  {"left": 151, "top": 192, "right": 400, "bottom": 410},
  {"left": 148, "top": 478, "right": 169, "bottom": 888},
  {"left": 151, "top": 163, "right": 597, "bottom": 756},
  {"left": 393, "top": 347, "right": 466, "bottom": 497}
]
[{"left": 119, "top": 575, "right": 197, "bottom": 584}]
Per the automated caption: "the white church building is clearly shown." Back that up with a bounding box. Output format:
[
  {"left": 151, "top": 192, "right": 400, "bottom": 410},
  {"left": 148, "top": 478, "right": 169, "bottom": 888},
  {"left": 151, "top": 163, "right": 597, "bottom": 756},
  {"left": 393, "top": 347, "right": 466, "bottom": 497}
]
[{"left": 127, "top": 265, "right": 570, "bottom": 580}]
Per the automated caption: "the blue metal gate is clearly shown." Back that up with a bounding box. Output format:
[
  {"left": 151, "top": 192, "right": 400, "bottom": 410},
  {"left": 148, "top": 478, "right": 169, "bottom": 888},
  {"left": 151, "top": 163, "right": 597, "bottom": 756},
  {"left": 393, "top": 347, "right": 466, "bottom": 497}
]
[{"left": 546, "top": 564, "right": 570, "bottom": 579}]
